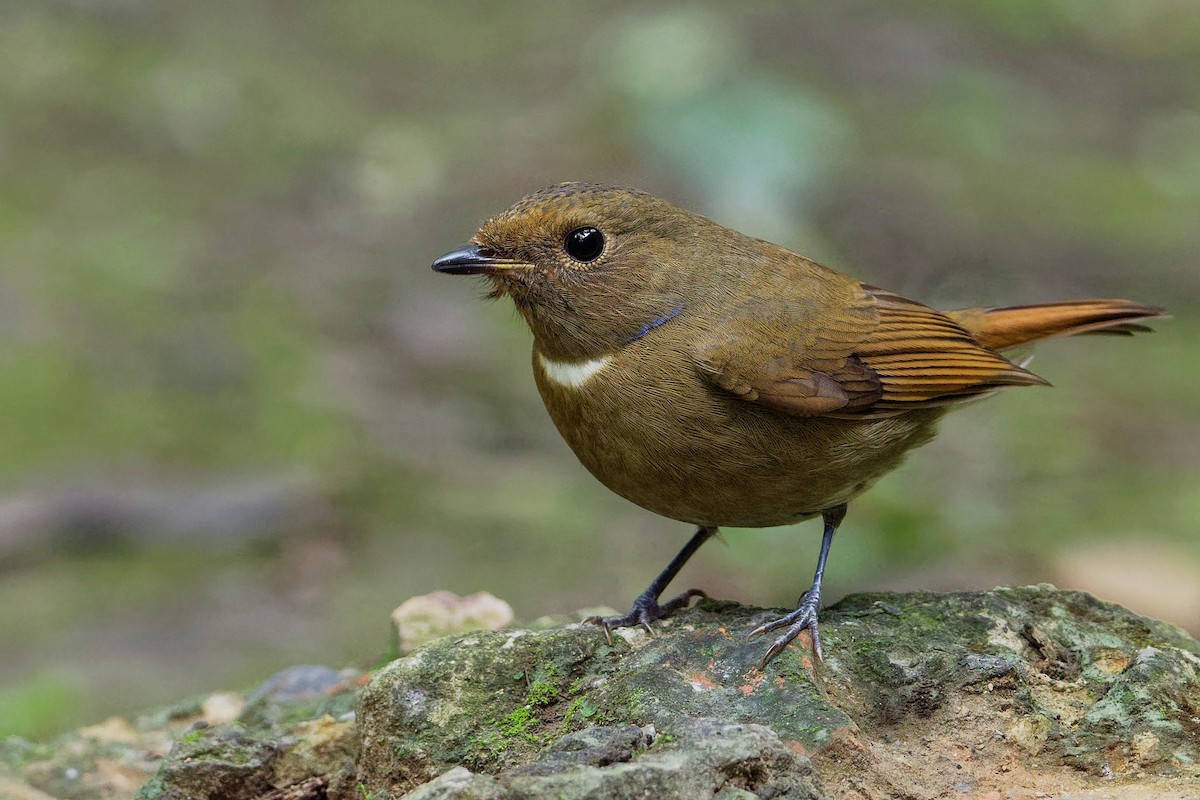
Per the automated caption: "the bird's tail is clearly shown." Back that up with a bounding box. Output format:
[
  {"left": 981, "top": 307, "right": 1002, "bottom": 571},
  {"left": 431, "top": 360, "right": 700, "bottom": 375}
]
[{"left": 945, "top": 300, "right": 1166, "bottom": 352}]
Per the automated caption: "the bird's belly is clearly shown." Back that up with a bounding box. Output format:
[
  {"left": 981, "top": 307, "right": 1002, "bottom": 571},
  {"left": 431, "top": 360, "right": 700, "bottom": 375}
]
[{"left": 533, "top": 348, "right": 943, "bottom": 528}]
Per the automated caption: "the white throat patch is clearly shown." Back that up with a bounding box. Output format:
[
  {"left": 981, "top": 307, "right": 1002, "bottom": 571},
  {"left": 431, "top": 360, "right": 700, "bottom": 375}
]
[{"left": 537, "top": 350, "right": 613, "bottom": 389}]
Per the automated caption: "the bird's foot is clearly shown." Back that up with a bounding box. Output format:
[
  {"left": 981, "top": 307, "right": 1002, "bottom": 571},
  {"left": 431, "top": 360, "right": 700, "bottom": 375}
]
[
  {"left": 584, "top": 587, "right": 707, "bottom": 642},
  {"left": 749, "top": 586, "right": 824, "bottom": 668}
]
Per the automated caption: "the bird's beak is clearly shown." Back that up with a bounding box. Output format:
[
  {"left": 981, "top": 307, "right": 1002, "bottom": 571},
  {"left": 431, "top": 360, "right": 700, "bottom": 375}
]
[{"left": 431, "top": 245, "right": 530, "bottom": 276}]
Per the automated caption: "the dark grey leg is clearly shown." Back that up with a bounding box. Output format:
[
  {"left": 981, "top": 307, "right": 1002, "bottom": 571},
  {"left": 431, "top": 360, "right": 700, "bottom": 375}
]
[
  {"left": 585, "top": 525, "right": 717, "bottom": 637},
  {"left": 749, "top": 504, "right": 847, "bottom": 667}
]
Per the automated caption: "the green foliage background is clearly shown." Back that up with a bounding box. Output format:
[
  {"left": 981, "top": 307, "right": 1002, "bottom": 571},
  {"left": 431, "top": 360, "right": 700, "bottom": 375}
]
[{"left": 1, "top": 1, "right": 1197, "bottom": 738}]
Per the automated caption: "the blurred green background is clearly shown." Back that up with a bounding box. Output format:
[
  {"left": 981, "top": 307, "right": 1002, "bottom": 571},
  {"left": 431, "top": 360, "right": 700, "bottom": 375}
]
[{"left": 2, "top": 1, "right": 1198, "bottom": 739}]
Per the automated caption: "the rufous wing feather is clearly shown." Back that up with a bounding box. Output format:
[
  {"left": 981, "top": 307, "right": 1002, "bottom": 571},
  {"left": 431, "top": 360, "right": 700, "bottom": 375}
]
[
  {"left": 847, "top": 287, "right": 1046, "bottom": 414},
  {"left": 695, "top": 285, "right": 1045, "bottom": 418}
]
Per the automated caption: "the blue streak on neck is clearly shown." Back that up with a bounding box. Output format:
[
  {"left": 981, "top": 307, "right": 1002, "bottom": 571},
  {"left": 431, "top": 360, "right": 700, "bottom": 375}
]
[{"left": 623, "top": 304, "right": 684, "bottom": 344}]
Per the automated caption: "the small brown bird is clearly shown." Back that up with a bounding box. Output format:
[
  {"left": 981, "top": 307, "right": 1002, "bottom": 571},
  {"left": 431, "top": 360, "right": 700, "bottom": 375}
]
[{"left": 433, "top": 183, "right": 1164, "bottom": 666}]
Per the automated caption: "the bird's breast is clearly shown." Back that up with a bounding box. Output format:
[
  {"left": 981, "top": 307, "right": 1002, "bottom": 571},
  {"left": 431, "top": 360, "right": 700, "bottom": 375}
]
[{"left": 531, "top": 342, "right": 942, "bottom": 528}]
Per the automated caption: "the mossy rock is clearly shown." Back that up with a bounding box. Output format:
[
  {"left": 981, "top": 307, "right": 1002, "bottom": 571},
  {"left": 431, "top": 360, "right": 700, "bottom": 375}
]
[
  {"left": 4, "top": 586, "right": 1200, "bottom": 799},
  {"left": 355, "top": 586, "right": 1200, "bottom": 798}
]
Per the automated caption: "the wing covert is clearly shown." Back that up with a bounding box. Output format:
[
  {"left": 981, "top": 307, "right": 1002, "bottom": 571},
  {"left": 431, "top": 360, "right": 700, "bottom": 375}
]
[{"left": 693, "top": 284, "right": 1045, "bottom": 418}]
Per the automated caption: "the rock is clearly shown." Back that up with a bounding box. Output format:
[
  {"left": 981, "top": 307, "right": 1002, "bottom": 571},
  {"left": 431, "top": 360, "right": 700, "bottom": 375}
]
[
  {"left": 140, "top": 723, "right": 281, "bottom": 800},
  {"left": 508, "top": 724, "right": 653, "bottom": 776},
  {"left": 357, "top": 587, "right": 1200, "bottom": 798},
  {"left": 0, "top": 474, "right": 323, "bottom": 560},
  {"left": 393, "top": 591, "right": 515, "bottom": 655},
  {"left": 4, "top": 586, "right": 1200, "bottom": 799},
  {"left": 271, "top": 716, "right": 358, "bottom": 791},
  {"left": 402, "top": 719, "right": 820, "bottom": 799},
  {"left": 399, "top": 766, "right": 503, "bottom": 800},
  {"left": 200, "top": 693, "right": 244, "bottom": 726},
  {"left": 237, "top": 665, "right": 352, "bottom": 729}
]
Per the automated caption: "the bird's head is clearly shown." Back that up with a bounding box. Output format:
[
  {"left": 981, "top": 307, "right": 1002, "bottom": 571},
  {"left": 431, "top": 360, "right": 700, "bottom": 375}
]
[{"left": 433, "top": 183, "right": 710, "bottom": 360}]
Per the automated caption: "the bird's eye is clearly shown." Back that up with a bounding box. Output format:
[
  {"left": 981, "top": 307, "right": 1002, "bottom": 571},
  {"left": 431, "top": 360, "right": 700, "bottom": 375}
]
[{"left": 563, "top": 226, "right": 605, "bottom": 263}]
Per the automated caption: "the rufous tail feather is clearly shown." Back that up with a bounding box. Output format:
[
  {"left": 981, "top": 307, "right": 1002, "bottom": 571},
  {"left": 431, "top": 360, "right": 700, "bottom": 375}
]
[{"left": 946, "top": 300, "right": 1166, "bottom": 352}]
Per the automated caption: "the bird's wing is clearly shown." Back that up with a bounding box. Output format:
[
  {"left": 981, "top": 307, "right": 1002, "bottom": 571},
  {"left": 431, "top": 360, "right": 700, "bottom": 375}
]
[{"left": 693, "top": 283, "right": 1045, "bottom": 418}]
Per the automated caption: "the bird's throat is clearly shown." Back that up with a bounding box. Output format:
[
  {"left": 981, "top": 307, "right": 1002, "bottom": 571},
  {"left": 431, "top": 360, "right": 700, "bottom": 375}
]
[{"left": 536, "top": 350, "right": 614, "bottom": 389}]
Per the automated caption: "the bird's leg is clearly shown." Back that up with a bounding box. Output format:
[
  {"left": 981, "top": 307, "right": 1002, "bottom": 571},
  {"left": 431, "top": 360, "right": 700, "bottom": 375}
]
[
  {"left": 585, "top": 526, "right": 716, "bottom": 638},
  {"left": 749, "top": 503, "right": 847, "bottom": 668}
]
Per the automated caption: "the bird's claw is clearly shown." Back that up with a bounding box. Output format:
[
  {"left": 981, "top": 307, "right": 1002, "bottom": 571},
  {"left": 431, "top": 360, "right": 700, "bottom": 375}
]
[
  {"left": 749, "top": 589, "right": 824, "bottom": 668},
  {"left": 583, "top": 588, "right": 707, "bottom": 639}
]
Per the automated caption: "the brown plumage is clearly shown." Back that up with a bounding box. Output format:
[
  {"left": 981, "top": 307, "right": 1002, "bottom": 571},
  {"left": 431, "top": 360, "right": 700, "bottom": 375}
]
[{"left": 433, "top": 182, "right": 1166, "bottom": 666}]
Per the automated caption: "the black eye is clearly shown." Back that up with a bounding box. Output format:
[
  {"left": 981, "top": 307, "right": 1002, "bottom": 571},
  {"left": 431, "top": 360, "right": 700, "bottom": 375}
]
[{"left": 563, "top": 226, "right": 605, "bottom": 263}]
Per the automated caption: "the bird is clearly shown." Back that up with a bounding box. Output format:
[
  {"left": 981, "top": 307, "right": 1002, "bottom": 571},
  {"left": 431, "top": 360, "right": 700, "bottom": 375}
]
[{"left": 432, "top": 182, "right": 1165, "bottom": 667}]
